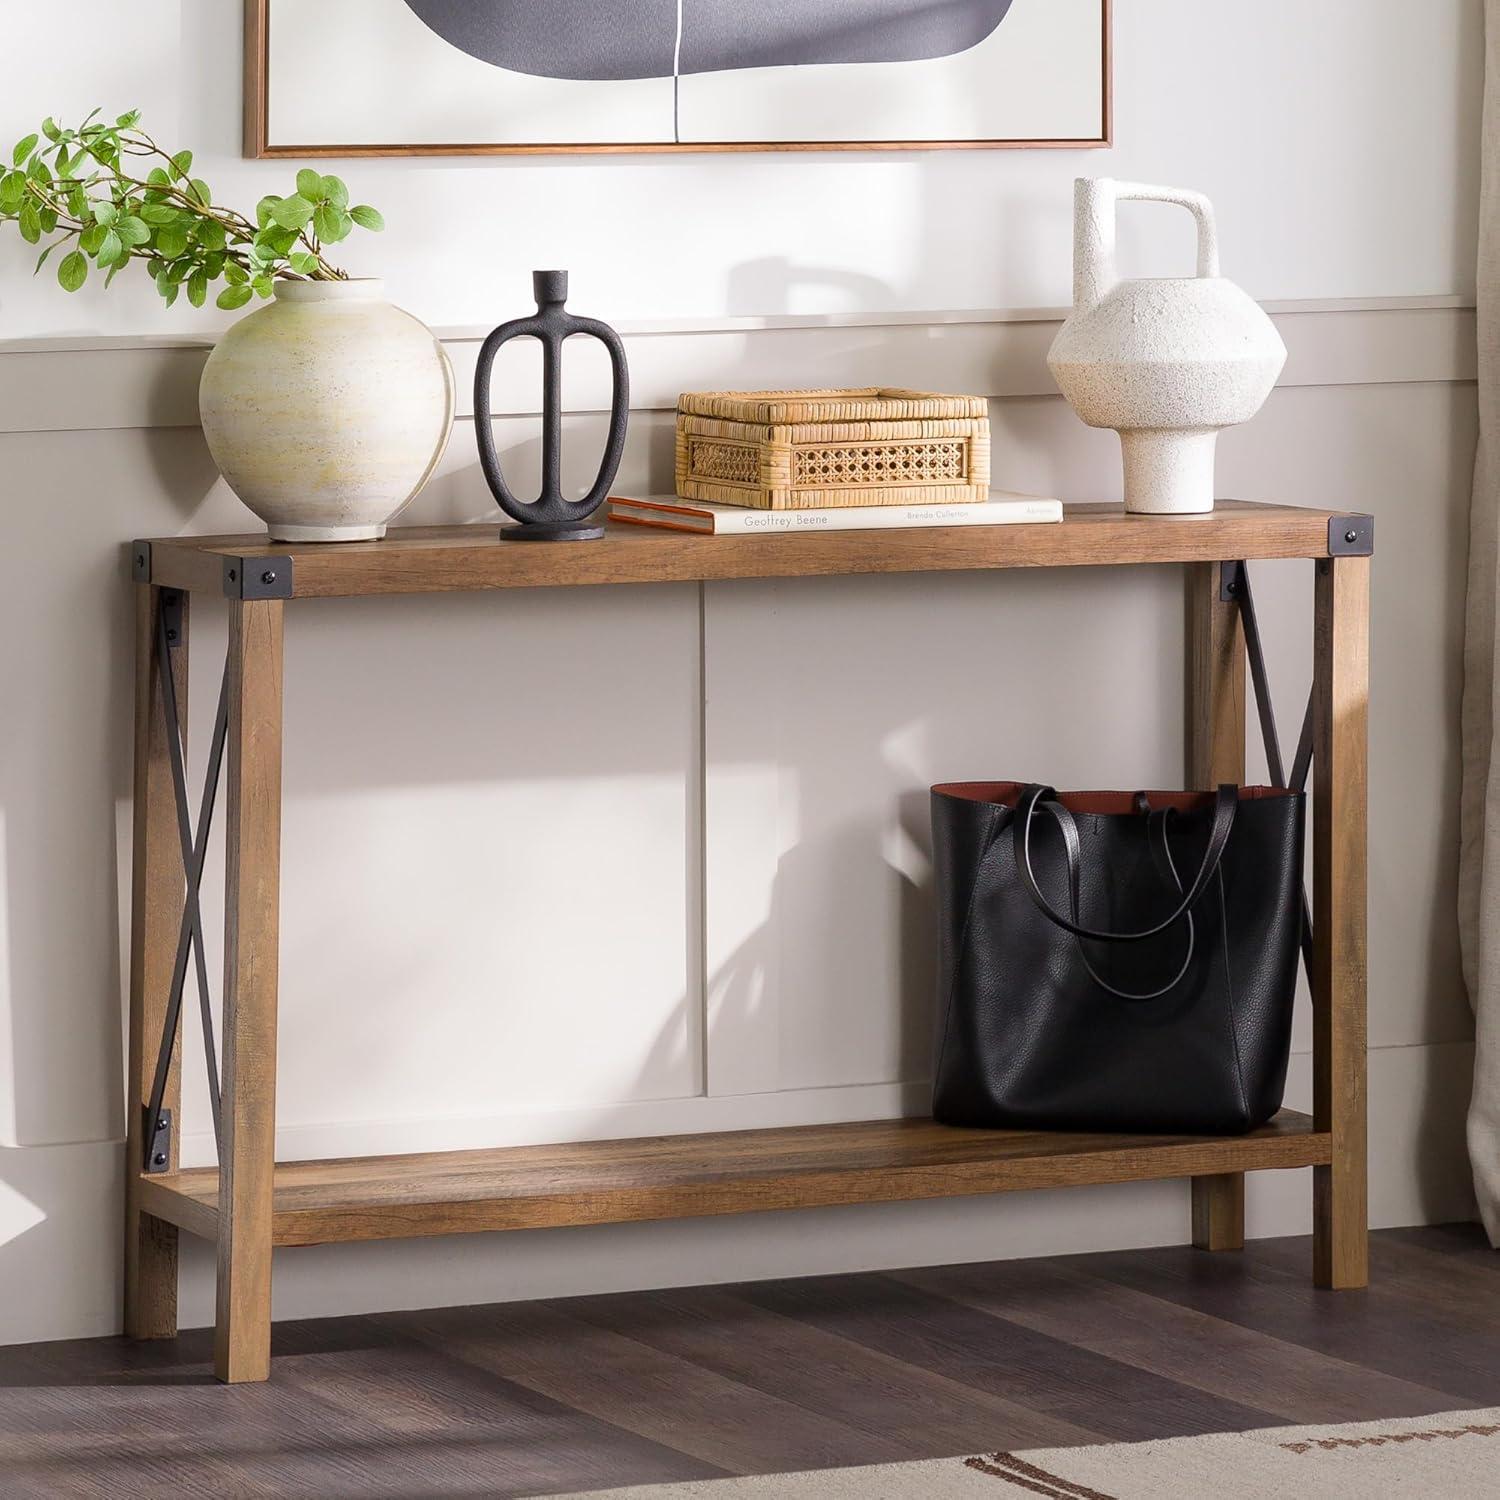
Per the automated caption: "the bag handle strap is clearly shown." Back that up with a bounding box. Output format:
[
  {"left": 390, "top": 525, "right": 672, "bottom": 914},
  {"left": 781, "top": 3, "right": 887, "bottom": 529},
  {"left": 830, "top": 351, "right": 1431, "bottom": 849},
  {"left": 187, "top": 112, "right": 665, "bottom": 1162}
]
[
  {"left": 1046, "top": 803, "right": 1199, "bottom": 1001},
  {"left": 1013, "top": 783, "right": 1237, "bottom": 943}
]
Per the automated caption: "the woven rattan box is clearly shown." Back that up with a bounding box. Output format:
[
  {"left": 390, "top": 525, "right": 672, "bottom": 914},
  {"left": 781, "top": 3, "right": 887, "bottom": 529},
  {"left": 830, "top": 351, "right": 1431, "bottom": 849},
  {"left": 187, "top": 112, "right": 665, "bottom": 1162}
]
[{"left": 674, "top": 387, "right": 991, "bottom": 510}]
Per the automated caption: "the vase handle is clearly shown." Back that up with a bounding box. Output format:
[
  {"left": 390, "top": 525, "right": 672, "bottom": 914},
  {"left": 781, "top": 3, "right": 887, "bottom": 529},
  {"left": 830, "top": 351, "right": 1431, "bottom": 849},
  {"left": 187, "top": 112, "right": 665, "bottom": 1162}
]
[{"left": 1110, "top": 179, "right": 1220, "bottom": 278}]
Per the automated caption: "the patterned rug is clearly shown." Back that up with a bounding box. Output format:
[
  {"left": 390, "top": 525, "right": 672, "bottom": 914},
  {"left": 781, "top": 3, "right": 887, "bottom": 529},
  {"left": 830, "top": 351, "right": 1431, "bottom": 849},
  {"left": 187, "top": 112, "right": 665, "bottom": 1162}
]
[{"left": 559, "top": 1408, "right": 1500, "bottom": 1497}]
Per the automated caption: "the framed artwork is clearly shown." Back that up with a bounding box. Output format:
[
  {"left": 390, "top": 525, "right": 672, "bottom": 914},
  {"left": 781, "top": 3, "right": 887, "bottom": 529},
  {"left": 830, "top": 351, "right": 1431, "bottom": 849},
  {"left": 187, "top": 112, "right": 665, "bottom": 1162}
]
[{"left": 244, "top": 0, "right": 1111, "bottom": 157}]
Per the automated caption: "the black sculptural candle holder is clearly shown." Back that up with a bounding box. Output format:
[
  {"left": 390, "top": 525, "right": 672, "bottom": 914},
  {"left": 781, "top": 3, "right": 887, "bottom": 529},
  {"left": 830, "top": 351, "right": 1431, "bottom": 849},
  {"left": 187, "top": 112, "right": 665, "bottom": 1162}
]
[{"left": 474, "top": 270, "right": 630, "bottom": 541}]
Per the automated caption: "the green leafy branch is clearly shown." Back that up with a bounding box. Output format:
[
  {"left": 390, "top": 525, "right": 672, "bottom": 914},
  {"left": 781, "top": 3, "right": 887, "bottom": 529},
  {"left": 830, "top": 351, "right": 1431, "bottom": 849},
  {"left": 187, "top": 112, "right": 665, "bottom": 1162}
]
[{"left": 0, "top": 109, "right": 384, "bottom": 310}]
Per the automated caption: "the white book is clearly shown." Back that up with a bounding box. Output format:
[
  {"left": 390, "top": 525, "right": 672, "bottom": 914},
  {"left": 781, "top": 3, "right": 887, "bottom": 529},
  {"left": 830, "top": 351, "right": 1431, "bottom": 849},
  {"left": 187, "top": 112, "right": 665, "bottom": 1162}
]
[{"left": 609, "top": 491, "right": 1062, "bottom": 535}]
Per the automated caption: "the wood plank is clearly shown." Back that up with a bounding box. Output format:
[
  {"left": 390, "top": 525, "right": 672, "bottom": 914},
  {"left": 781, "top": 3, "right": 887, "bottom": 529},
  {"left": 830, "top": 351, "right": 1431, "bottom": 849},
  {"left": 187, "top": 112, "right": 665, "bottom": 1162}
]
[
  {"left": 402, "top": 1298, "right": 918, "bottom": 1476},
  {"left": 1186, "top": 561, "right": 1249, "bottom": 1252},
  {"left": 214, "top": 598, "right": 284, "bottom": 1384},
  {"left": 1093, "top": 1237, "right": 1500, "bottom": 1406},
  {"left": 739, "top": 1271, "right": 1281, "bottom": 1443},
  {"left": 1312, "top": 555, "right": 1370, "bottom": 1289},
  {"left": 897, "top": 1257, "right": 1459, "bottom": 1424},
  {"left": 559, "top": 1283, "right": 1094, "bottom": 1454},
  {"left": 142, "top": 1112, "right": 1329, "bottom": 1248},
  {"left": 124, "top": 585, "right": 185, "bottom": 1340},
  {"left": 141, "top": 502, "right": 1366, "bottom": 599}
]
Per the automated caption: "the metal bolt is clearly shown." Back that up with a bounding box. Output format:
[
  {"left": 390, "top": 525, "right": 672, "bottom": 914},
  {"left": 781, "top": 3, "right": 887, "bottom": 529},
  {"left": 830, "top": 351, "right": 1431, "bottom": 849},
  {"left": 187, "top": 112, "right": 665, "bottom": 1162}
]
[
  {"left": 152, "top": 1152, "right": 167, "bottom": 1167},
  {"left": 166, "top": 629, "right": 178, "bottom": 642},
  {"left": 156, "top": 1116, "right": 168, "bottom": 1130},
  {"left": 1225, "top": 581, "right": 1238, "bottom": 596},
  {"left": 1344, "top": 529, "right": 1358, "bottom": 544},
  {"left": 228, "top": 568, "right": 237, "bottom": 582},
  {"left": 261, "top": 569, "right": 277, "bottom": 586},
  {"left": 136, "top": 553, "right": 145, "bottom": 568}
]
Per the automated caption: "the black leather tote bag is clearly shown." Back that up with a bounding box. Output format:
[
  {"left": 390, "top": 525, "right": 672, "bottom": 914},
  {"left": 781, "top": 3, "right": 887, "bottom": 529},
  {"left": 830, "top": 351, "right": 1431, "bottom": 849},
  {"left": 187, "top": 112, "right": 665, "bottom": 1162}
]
[{"left": 930, "top": 782, "right": 1304, "bottom": 1135}]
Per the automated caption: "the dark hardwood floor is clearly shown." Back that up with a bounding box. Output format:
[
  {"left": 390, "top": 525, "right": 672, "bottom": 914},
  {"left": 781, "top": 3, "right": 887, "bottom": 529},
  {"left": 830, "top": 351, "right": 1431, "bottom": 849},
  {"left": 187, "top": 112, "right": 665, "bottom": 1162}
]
[{"left": 0, "top": 1224, "right": 1496, "bottom": 1498}]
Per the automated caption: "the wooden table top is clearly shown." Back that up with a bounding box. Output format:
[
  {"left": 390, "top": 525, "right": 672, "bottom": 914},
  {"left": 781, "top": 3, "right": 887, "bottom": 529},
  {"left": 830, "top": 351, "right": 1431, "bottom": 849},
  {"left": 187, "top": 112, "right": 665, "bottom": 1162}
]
[{"left": 135, "top": 499, "right": 1373, "bottom": 601}]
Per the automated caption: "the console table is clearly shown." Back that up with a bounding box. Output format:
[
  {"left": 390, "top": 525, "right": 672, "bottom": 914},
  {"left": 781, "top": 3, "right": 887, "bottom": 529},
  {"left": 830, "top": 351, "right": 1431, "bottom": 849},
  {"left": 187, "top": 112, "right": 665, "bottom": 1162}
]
[{"left": 125, "top": 500, "right": 1371, "bottom": 1383}]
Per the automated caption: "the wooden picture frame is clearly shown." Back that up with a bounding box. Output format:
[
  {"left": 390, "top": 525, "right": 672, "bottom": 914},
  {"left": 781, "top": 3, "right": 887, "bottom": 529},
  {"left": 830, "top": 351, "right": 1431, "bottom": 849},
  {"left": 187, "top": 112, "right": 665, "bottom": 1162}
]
[{"left": 244, "top": 0, "right": 1112, "bottom": 159}]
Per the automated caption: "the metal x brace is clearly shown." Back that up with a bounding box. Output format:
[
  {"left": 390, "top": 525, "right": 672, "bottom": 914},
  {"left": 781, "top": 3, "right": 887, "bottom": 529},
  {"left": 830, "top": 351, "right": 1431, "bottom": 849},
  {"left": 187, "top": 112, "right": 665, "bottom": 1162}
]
[
  {"left": 142, "top": 594, "right": 226, "bottom": 1170},
  {"left": 1223, "top": 560, "right": 1316, "bottom": 977}
]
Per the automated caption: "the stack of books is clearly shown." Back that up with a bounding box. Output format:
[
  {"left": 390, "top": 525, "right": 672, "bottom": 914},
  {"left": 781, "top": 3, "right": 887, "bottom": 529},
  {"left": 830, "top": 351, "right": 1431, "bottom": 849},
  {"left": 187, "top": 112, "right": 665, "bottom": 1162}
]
[{"left": 608, "top": 491, "right": 1062, "bottom": 535}]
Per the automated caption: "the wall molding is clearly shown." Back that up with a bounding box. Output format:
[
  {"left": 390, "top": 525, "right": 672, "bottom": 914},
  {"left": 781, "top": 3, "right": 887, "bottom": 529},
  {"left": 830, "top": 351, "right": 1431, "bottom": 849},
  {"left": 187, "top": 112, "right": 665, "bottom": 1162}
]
[{"left": 0, "top": 295, "right": 1476, "bottom": 438}]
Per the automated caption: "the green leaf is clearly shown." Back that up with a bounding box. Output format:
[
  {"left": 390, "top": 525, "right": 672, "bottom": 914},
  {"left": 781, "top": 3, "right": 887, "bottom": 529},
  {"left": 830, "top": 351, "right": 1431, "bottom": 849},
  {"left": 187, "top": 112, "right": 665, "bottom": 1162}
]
[
  {"left": 57, "top": 249, "right": 87, "bottom": 291},
  {"left": 154, "top": 224, "right": 188, "bottom": 259},
  {"left": 319, "top": 174, "right": 348, "bottom": 208},
  {"left": 170, "top": 149, "right": 193, "bottom": 176},
  {"left": 116, "top": 215, "right": 149, "bottom": 246},
  {"left": 91, "top": 200, "right": 117, "bottom": 226},
  {"left": 54, "top": 146, "right": 70, "bottom": 176},
  {"left": 223, "top": 260, "right": 248, "bottom": 285},
  {"left": 313, "top": 203, "right": 351, "bottom": 243},
  {"left": 115, "top": 109, "right": 141, "bottom": 128},
  {"left": 187, "top": 270, "right": 208, "bottom": 308},
  {"left": 26, "top": 158, "right": 51, "bottom": 185},
  {"left": 189, "top": 177, "right": 212, "bottom": 206},
  {"left": 97, "top": 227, "right": 123, "bottom": 266},
  {"left": 288, "top": 250, "right": 320, "bottom": 275},
  {"left": 104, "top": 259, "right": 126, "bottom": 289},
  {"left": 161, "top": 281, "right": 179, "bottom": 308},
  {"left": 270, "top": 194, "right": 313, "bottom": 229},
  {"left": 0, "top": 172, "right": 25, "bottom": 210},
  {"left": 252, "top": 273, "right": 273, "bottom": 298},
  {"left": 195, "top": 218, "right": 226, "bottom": 251},
  {"left": 34, "top": 242, "right": 55, "bottom": 274},
  {"left": 12, "top": 133, "right": 38, "bottom": 167},
  {"left": 18, "top": 202, "right": 40, "bottom": 243},
  {"left": 255, "top": 195, "right": 278, "bottom": 229},
  {"left": 79, "top": 221, "right": 105, "bottom": 254},
  {"left": 147, "top": 166, "right": 170, "bottom": 187},
  {"left": 296, "top": 168, "right": 323, "bottom": 200},
  {"left": 38, "top": 206, "right": 57, "bottom": 234},
  {"left": 42, "top": 117, "right": 60, "bottom": 141},
  {"left": 140, "top": 202, "right": 177, "bottom": 224},
  {"left": 349, "top": 204, "right": 384, "bottom": 232},
  {"left": 217, "top": 284, "right": 253, "bottom": 311},
  {"left": 67, "top": 186, "right": 86, "bottom": 218}
]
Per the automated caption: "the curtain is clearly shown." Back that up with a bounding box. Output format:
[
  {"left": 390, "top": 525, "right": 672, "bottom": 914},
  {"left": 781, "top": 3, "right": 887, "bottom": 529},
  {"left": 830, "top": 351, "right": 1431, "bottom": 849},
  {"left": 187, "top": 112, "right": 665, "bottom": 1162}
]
[{"left": 1460, "top": 0, "right": 1500, "bottom": 1246}]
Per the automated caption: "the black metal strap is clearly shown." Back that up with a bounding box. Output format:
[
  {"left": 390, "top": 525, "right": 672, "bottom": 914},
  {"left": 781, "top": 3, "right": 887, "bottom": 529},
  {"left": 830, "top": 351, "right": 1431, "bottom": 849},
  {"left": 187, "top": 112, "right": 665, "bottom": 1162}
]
[
  {"left": 142, "top": 600, "right": 228, "bottom": 1170},
  {"left": 1230, "top": 562, "right": 1315, "bottom": 977}
]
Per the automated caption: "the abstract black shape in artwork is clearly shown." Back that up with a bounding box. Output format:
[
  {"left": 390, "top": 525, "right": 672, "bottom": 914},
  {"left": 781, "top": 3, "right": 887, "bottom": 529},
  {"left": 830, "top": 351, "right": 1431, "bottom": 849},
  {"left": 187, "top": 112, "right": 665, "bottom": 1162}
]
[{"left": 404, "top": 0, "right": 1016, "bottom": 81}]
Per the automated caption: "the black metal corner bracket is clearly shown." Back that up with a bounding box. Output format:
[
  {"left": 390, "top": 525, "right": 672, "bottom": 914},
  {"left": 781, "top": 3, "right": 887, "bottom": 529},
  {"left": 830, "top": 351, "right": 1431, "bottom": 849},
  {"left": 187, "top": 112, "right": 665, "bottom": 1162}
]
[
  {"left": 1328, "top": 515, "right": 1374, "bottom": 557},
  {"left": 131, "top": 540, "right": 152, "bottom": 583},
  {"left": 143, "top": 1106, "right": 173, "bottom": 1174},
  {"left": 222, "top": 555, "right": 294, "bottom": 600}
]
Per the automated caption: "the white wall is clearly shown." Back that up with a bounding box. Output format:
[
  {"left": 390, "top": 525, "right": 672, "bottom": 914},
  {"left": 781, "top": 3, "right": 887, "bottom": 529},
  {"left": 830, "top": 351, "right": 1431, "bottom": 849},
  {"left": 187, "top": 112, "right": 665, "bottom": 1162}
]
[
  {"left": 0, "top": 0, "right": 1484, "bottom": 1343},
  {"left": 0, "top": 0, "right": 1481, "bottom": 336}
]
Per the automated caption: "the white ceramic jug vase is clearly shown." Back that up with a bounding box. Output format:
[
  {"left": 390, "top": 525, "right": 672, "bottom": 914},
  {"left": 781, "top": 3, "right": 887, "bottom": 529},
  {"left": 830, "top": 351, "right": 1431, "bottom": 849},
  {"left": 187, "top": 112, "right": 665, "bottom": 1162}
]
[{"left": 1047, "top": 178, "right": 1286, "bottom": 515}]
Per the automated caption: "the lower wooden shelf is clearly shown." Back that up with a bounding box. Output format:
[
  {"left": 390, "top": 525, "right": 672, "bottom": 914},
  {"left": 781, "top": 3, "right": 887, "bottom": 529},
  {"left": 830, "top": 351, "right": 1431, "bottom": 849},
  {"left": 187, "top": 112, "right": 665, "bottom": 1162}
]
[{"left": 137, "top": 1111, "right": 1329, "bottom": 1250}]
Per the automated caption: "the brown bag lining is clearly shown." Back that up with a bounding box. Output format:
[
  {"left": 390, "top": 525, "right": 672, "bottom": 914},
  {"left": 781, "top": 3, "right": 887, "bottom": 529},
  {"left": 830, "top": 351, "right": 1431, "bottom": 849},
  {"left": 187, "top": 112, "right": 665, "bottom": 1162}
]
[{"left": 931, "top": 782, "right": 1297, "bottom": 815}]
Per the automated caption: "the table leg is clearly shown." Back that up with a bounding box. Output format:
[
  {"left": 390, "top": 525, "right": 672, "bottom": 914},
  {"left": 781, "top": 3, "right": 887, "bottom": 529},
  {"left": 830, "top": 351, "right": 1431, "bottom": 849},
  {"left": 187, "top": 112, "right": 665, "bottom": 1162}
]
[
  {"left": 125, "top": 586, "right": 187, "bottom": 1338},
  {"left": 1186, "top": 562, "right": 1248, "bottom": 1250},
  {"left": 214, "top": 598, "right": 284, "bottom": 1382},
  {"left": 1313, "top": 556, "right": 1369, "bottom": 1288}
]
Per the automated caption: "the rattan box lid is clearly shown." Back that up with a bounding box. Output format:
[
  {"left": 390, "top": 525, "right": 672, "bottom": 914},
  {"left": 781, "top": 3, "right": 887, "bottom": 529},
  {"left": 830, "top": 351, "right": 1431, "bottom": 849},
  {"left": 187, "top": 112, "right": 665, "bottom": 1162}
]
[{"left": 677, "top": 387, "right": 988, "bottom": 425}]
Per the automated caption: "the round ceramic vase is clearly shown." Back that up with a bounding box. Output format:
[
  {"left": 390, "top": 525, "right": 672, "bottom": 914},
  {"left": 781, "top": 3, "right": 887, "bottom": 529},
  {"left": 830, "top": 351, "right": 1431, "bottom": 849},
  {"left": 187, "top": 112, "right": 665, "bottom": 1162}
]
[
  {"left": 1048, "top": 179, "right": 1286, "bottom": 516},
  {"left": 199, "top": 278, "right": 455, "bottom": 542}
]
